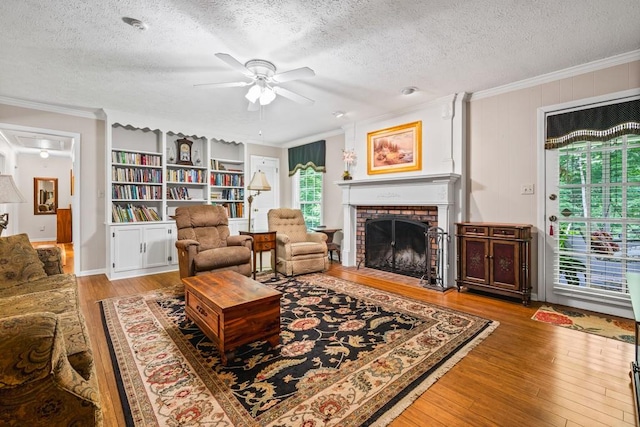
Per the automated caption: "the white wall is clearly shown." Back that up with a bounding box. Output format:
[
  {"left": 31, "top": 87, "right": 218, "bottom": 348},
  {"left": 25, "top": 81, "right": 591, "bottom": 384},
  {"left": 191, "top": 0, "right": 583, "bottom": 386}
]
[
  {"left": 346, "top": 94, "right": 462, "bottom": 180},
  {"left": 468, "top": 60, "right": 640, "bottom": 224},
  {"left": 16, "top": 153, "right": 72, "bottom": 241},
  {"left": 323, "top": 133, "right": 346, "bottom": 229}
]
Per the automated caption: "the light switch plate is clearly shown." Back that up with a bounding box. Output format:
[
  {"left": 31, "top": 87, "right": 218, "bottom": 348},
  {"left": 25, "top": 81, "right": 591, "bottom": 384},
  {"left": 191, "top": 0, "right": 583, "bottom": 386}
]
[{"left": 521, "top": 184, "right": 535, "bottom": 195}]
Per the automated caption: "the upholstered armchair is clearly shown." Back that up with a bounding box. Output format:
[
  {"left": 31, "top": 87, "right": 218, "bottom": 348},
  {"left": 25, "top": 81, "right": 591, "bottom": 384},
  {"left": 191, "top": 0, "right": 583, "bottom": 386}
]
[
  {"left": 268, "top": 208, "right": 328, "bottom": 276},
  {"left": 174, "top": 205, "right": 252, "bottom": 278}
]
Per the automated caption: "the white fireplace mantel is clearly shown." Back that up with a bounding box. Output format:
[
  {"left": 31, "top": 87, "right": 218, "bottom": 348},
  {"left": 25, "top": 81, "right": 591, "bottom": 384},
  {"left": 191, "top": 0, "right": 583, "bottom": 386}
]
[{"left": 336, "top": 173, "right": 461, "bottom": 287}]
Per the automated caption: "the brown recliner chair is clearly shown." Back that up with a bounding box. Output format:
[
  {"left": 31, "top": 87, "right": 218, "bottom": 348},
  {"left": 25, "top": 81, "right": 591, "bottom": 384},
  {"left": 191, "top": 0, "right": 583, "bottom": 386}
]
[
  {"left": 174, "top": 205, "right": 252, "bottom": 278},
  {"left": 268, "top": 208, "right": 328, "bottom": 276}
]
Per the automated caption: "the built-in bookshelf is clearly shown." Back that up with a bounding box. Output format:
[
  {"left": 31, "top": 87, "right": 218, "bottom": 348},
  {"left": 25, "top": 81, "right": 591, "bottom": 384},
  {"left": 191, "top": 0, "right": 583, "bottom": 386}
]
[
  {"left": 165, "top": 134, "right": 208, "bottom": 211},
  {"left": 106, "top": 122, "right": 248, "bottom": 280},
  {"left": 210, "top": 158, "right": 245, "bottom": 218},
  {"left": 110, "top": 125, "right": 163, "bottom": 223}
]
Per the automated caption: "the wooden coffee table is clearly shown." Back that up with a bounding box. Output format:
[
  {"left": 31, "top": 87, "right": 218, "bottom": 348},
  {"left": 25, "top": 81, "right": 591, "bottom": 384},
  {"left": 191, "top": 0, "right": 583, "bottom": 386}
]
[{"left": 182, "top": 270, "right": 282, "bottom": 364}]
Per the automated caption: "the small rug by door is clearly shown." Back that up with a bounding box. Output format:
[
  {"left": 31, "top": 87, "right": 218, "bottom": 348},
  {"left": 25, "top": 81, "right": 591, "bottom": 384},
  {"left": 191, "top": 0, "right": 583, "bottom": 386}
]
[
  {"left": 101, "top": 273, "right": 498, "bottom": 426},
  {"left": 532, "top": 305, "right": 634, "bottom": 343}
]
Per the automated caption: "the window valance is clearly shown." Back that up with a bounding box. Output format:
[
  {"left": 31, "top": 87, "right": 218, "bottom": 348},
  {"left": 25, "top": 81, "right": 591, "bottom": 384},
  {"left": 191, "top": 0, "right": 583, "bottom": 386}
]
[
  {"left": 545, "top": 98, "right": 640, "bottom": 149},
  {"left": 288, "top": 140, "right": 326, "bottom": 176}
]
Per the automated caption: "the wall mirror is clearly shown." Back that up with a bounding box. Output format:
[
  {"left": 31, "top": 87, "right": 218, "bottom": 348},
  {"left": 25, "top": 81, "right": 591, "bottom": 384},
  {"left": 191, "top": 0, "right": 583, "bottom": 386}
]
[{"left": 34, "top": 177, "right": 58, "bottom": 215}]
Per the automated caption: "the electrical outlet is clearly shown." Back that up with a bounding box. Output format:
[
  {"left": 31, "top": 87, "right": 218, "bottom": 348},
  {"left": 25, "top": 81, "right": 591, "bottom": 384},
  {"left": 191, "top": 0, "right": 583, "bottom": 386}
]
[
  {"left": 521, "top": 184, "right": 535, "bottom": 195},
  {"left": 40, "top": 226, "right": 45, "bottom": 231}
]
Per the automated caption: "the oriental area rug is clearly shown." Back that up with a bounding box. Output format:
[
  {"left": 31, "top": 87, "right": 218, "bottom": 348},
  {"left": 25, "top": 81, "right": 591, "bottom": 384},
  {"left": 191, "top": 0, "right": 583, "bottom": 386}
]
[
  {"left": 532, "top": 305, "right": 634, "bottom": 343},
  {"left": 100, "top": 273, "right": 498, "bottom": 426}
]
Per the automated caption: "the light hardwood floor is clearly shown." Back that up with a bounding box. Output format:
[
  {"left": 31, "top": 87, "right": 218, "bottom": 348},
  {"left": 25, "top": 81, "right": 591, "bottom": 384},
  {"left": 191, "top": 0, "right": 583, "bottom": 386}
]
[{"left": 78, "top": 266, "right": 638, "bottom": 426}]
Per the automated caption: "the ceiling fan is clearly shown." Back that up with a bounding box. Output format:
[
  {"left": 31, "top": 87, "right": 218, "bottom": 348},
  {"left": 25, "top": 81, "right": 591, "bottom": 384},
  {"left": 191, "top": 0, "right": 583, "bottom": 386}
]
[{"left": 196, "top": 53, "right": 315, "bottom": 111}]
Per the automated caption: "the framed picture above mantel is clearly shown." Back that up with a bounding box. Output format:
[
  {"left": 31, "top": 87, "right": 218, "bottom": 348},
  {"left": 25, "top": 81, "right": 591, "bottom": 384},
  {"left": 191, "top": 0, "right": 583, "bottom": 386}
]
[{"left": 367, "top": 121, "right": 422, "bottom": 175}]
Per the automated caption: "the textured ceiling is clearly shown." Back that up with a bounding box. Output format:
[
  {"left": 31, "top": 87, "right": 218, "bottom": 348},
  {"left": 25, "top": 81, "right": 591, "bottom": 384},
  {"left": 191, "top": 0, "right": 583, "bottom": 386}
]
[{"left": 0, "top": 0, "right": 639, "bottom": 145}]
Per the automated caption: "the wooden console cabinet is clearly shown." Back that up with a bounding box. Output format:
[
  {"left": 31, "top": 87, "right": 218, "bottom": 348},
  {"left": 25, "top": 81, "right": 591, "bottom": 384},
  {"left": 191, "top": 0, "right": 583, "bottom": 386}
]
[
  {"left": 57, "top": 208, "right": 72, "bottom": 243},
  {"left": 456, "top": 222, "right": 532, "bottom": 305}
]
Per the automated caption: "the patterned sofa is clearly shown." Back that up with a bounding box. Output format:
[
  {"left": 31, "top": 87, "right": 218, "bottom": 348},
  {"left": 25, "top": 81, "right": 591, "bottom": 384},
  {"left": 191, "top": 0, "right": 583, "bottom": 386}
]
[{"left": 0, "top": 234, "right": 102, "bottom": 426}]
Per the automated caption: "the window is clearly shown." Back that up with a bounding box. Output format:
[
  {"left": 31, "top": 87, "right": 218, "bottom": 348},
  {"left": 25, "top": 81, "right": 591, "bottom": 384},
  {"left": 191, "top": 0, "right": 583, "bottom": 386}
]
[
  {"left": 293, "top": 168, "right": 323, "bottom": 228},
  {"left": 556, "top": 133, "right": 640, "bottom": 294}
]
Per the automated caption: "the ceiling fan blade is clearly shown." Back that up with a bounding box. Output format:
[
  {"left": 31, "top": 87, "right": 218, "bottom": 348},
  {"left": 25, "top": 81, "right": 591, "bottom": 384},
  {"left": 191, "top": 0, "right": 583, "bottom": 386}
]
[
  {"left": 193, "top": 81, "right": 251, "bottom": 88},
  {"left": 273, "top": 86, "right": 314, "bottom": 105},
  {"left": 271, "top": 67, "right": 315, "bottom": 83},
  {"left": 247, "top": 101, "right": 260, "bottom": 112},
  {"left": 215, "top": 53, "right": 255, "bottom": 78}
]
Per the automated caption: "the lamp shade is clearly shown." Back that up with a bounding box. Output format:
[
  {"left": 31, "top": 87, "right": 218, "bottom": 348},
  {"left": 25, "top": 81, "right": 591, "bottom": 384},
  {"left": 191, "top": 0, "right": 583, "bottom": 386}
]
[
  {"left": 247, "top": 171, "right": 271, "bottom": 192},
  {"left": 259, "top": 87, "right": 276, "bottom": 105},
  {"left": 245, "top": 84, "right": 262, "bottom": 103},
  {"left": 0, "top": 175, "right": 26, "bottom": 203}
]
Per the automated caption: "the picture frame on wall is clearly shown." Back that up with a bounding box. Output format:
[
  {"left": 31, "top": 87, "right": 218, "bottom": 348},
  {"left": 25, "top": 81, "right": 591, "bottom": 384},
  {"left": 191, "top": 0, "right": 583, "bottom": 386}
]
[{"left": 367, "top": 120, "right": 422, "bottom": 175}]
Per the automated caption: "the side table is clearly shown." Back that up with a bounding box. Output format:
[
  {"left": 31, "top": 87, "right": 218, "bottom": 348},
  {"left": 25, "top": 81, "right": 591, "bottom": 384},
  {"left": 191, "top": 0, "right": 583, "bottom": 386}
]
[
  {"left": 240, "top": 230, "right": 277, "bottom": 280},
  {"left": 312, "top": 227, "right": 341, "bottom": 263}
]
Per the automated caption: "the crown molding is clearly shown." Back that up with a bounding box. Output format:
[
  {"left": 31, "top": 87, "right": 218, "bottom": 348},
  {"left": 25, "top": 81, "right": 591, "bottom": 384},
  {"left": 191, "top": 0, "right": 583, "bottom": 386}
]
[
  {"left": 282, "top": 128, "right": 345, "bottom": 148},
  {"left": 355, "top": 93, "right": 459, "bottom": 128},
  {"left": 0, "top": 95, "right": 103, "bottom": 119},
  {"left": 470, "top": 50, "right": 640, "bottom": 101}
]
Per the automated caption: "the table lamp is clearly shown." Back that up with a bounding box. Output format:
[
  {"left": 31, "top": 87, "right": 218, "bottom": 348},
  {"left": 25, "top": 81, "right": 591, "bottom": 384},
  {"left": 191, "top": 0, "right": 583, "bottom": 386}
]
[
  {"left": 0, "top": 174, "right": 26, "bottom": 236},
  {"left": 247, "top": 170, "right": 271, "bottom": 231}
]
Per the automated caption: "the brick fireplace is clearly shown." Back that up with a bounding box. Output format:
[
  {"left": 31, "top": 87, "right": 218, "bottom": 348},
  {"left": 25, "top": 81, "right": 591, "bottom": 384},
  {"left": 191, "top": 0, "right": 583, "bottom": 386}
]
[
  {"left": 355, "top": 205, "right": 438, "bottom": 267},
  {"left": 336, "top": 173, "right": 460, "bottom": 287}
]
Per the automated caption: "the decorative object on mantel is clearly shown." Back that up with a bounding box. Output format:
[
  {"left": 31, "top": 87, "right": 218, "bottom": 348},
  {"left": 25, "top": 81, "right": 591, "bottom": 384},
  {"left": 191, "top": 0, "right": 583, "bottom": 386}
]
[
  {"left": 100, "top": 273, "right": 497, "bottom": 427},
  {"left": 342, "top": 148, "right": 355, "bottom": 180},
  {"left": 246, "top": 170, "right": 271, "bottom": 231},
  {"left": 367, "top": 120, "right": 422, "bottom": 175}
]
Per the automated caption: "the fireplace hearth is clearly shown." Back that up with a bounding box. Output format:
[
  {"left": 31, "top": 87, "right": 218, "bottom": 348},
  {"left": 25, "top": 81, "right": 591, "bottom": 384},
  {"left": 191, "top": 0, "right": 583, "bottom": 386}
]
[{"left": 365, "top": 216, "right": 429, "bottom": 278}]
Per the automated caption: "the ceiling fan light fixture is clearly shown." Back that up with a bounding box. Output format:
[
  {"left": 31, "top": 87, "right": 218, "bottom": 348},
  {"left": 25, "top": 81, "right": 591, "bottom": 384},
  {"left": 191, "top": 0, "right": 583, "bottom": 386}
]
[
  {"left": 245, "top": 84, "right": 262, "bottom": 103},
  {"left": 259, "top": 87, "right": 276, "bottom": 105},
  {"left": 40, "top": 149, "right": 49, "bottom": 159}
]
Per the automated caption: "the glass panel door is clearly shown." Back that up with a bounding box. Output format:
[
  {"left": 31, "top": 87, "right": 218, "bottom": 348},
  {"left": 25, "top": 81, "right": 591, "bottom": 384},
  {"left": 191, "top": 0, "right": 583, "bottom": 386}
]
[{"left": 545, "top": 133, "right": 640, "bottom": 315}]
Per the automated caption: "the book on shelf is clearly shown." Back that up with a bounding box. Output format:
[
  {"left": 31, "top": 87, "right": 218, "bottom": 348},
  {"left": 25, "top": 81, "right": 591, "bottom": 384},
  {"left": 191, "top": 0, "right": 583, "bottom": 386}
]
[
  {"left": 112, "top": 151, "right": 161, "bottom": 167},
  {"left": 167, "top": 186, "right": 191, "bottom": 200},
  {"left": 112, "top": 204, "right": 161, "bottom": 223},
  {"left": 210, "top": 201, "right": 244, "bottom": 218},
  {"left": 112, "top": 184, "right": 162, "bottom": 200},
  {"left": 210, "top": 173, "right": 244, "bottom": 187}
]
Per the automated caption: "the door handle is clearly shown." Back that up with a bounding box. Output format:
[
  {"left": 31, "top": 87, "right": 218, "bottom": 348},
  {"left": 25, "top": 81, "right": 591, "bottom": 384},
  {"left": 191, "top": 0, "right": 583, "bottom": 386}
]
[{"left": 549, "top": 215, "right": 557, "bottom": 222}]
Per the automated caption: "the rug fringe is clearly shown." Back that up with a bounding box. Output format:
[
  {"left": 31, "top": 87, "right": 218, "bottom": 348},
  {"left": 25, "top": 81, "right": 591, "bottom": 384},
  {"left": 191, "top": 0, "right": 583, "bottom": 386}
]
[{"left": 370, "top": 320, "right": 500, "bottom": 427}]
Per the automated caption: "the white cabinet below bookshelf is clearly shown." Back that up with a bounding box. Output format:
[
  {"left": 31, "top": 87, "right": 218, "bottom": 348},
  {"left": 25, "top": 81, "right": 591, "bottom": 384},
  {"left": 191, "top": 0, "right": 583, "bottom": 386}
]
[{"left": 109, "top": 223, "right": 177, "bottom": 279}]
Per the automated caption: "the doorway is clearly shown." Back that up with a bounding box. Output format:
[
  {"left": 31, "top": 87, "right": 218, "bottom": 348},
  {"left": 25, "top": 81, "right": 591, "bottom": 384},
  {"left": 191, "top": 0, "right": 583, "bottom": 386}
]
[
  {"left": 249, "top": 155, "right": 279, "bottom": 232},
  {"left": 0, "top": 123, "right": 80, "bottom": 274},
  {"left": 541, "top": 94, "right": 640, "bottom": 318}
]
